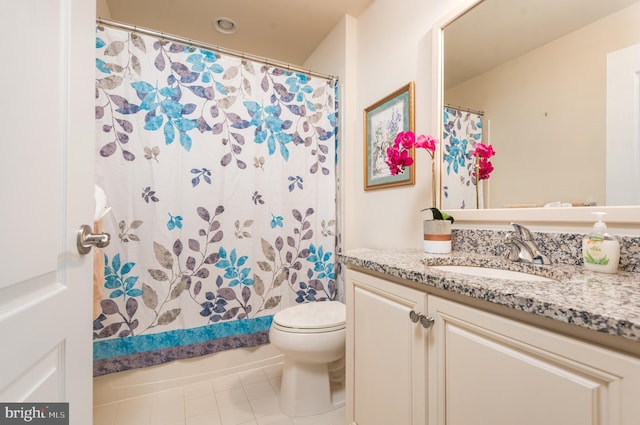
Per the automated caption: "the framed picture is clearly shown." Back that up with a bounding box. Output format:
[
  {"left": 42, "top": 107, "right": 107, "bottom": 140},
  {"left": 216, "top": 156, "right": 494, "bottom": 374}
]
[{"left": 363, "top": 82, "right": 415, "bottom": 190}]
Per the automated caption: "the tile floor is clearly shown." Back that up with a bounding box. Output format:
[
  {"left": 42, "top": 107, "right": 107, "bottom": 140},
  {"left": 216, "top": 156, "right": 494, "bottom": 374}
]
[{"left": 93, "top": 363, "right": 345, "bottom": 425}]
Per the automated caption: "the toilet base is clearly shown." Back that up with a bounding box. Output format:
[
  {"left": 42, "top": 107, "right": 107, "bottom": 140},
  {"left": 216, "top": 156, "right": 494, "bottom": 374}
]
[{"left": 279, "top": 359, "right": 344, "bottom": 417}]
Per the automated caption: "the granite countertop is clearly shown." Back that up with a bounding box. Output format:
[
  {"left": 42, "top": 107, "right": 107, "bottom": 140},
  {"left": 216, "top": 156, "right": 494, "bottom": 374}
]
[{"left": 340, "top": 248, "right": 640, "bottom": 343}]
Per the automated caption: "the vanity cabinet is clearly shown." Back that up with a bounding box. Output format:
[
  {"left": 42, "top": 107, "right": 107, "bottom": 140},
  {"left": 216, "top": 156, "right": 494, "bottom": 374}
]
[
  {"left": 345, "top": 268, "right": 640, "bottom": 425},
  {"left": 428, "top": 295, "right": 640, "bottom": 425},
  {"left": 346, "top": 269, "right": 429, "bottom": 425}
]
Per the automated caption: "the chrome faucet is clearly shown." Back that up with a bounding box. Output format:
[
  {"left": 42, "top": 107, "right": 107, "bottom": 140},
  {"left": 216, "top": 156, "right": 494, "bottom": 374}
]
[{"left": 504, "top": 223, "right": 551, "bottom": 265}]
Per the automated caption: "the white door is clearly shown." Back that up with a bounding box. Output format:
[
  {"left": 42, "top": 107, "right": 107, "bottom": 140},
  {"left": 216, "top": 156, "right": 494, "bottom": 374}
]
[
  {"left": 606, "top": 42, "right": 640, "bottom": 205},
  {"left": 0, "top": 1, "right": 95, "bottom": 424}
]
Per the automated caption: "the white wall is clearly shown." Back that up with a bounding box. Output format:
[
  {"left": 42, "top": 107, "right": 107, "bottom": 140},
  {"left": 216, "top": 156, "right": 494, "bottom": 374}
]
[
  {"left": 308, "top": 0, "right": 468, "bottom": 251},
  {"left": 304, "top": 15, "right": 358, "bottom": 254}
]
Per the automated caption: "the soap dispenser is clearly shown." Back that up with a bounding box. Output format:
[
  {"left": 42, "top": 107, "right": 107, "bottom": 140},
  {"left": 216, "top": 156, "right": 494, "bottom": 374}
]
[{"left": 582, "top": 212, "right": 620, "bottom": 274}]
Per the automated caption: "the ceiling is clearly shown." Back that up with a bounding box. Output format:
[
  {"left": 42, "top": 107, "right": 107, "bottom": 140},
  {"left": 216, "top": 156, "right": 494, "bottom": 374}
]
[
  {"left": 444, "top": 0, "right": 638, "bottom": 88},
  {"left": 102, "top": 0, "right": 373, "bottom": 66}
]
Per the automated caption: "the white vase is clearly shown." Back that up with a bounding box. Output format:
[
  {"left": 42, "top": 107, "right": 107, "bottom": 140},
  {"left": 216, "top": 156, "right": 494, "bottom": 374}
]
[{"left": 423, "top": 220, "right": 451, "bottom": 254}]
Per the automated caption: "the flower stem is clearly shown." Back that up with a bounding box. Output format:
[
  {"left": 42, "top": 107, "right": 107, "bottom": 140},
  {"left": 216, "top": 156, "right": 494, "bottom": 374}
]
[
  {"left": 475, "top": 156, "right": 480, "bottom": 209},
  {"left": 431, "top": 159, "right": 436, "bottom": 207}
]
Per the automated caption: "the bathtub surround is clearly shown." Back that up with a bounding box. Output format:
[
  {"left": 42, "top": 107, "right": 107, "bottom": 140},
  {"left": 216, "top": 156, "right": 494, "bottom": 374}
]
[
  {"left": 94, "top": 344, "right": 283, "bottom": 405},
  {"left": 94, "top": 26, "right": 338, "bottom": 375}
]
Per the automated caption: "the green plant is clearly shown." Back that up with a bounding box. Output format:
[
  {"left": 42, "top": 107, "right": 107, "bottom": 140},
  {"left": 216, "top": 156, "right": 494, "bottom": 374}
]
[{"left": 422, "top": 207, "right": 454, "bottom": 223}]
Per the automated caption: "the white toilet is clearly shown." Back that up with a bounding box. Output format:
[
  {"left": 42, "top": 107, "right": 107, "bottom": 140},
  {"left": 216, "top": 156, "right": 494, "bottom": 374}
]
[{"left": 269, "top": 300, "right": 346, "bottom": 417}]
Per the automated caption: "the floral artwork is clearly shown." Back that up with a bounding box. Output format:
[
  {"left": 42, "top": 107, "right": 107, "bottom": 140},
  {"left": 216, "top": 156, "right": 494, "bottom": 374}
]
[
  {"left": 93, "top": 26, "right": 338, "bottom": 375},
  {"left": 372, "top": 108, "right": 402, "bottom": 175},
  {"left": 441, "top": 106, "right": 484, "bottom": 209},
  {"left": 364, "top": 83, "right": 415, "bottom": 189}
]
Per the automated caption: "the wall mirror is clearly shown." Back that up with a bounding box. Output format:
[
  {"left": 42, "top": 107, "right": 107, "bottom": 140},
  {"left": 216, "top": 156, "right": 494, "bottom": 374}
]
[{"left": 434, "top": 0, "right": 640, "bottom": 224}]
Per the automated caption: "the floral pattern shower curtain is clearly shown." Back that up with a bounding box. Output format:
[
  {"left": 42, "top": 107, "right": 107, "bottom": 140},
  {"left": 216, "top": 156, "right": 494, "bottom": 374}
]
[
  {"left": 441, "top": 106, "right": 483, "bottom": 209},
  {"left": 93, "top": 26, "right": 338, "bottom": 376}
]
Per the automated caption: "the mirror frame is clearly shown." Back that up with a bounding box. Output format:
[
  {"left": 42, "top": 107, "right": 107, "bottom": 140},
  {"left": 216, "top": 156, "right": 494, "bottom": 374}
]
[{"left": 432, "top": 0, "right": 640, "bottom": 226}]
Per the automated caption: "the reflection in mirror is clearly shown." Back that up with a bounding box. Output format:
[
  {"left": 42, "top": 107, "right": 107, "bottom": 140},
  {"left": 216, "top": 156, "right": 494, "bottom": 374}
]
[{"left": 441, "top": 0, "right": 640, "bottom": 210}]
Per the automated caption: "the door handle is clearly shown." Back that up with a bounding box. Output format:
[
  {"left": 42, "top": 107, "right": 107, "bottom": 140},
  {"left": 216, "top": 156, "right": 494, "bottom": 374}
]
[{"left": 77, "top": 224, "right": 111, "bottom": 254}]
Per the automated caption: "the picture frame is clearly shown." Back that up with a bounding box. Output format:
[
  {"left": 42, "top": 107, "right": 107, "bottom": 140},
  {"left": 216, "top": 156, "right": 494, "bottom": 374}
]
[{"left": 363, "top": 82, "right": 415, "bottom": 190}]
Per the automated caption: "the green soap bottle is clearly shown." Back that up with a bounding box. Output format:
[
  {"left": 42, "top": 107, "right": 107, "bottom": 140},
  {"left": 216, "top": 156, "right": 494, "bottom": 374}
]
[{"left": 582, "top": 212, "right": 620, "bottom": 274}]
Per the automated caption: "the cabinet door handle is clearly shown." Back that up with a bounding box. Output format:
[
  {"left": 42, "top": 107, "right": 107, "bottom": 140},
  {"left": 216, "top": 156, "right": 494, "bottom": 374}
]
[
  {"left": 419, "top": 315, "right": 434, "bottom": 329},
  {"left": 409, "top": 310, "right": 434, "bottom": 329}
]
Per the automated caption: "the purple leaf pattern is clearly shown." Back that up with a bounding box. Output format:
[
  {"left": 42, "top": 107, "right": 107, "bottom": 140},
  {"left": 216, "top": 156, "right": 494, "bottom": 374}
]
[{"left": 94, "top": 26, "right": 338, "bottom": 372}]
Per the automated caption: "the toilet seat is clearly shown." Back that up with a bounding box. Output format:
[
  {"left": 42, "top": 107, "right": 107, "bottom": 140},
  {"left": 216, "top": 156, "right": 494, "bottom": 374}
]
[{"left": 272, "top": 301, "right": 346, "bottom": 333}]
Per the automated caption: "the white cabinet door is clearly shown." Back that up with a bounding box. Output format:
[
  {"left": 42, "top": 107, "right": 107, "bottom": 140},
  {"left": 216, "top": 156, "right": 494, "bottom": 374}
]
[
  {"left": 346, "top": 270, "right": 429, "bottom": 425},
  {"left": 428, "top": 295, "right": 640, "bottom": 425}
]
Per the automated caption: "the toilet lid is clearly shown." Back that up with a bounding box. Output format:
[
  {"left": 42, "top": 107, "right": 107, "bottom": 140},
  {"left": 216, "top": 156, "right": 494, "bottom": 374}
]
[{"left": 272, "top": 301, "right": 346, "bottom": 331}]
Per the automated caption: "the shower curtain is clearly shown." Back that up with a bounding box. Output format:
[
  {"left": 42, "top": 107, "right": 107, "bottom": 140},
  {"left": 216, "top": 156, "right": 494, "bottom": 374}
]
[
  {"left": 441, "top": 106, "right": 483, "bottom": 209},
  {"left": 93, "top": 26, "right": 338, "bottom": 376}
]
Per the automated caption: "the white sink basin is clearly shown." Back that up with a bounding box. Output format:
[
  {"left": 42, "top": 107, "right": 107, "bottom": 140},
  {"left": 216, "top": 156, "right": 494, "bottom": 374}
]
[{"left": 429, "top": 265, "right": 555, "bottom": 282}]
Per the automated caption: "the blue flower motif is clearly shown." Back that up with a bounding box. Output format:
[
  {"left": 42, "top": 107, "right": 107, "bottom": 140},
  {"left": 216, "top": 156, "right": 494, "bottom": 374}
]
[
  {"left": 130, "top": 81, "right": 199, "bottom": 151},
  {"left": 167, "top": 213, "right": 183, "bottom": 230},
  {"left": 104, "top": 253, "right": 142, "bottom": 298},
  {"left": 244, "top": 100, "right": 294, "bottom": 161},
  {"left": 214, "top": 247, "right": 254, "bottom": 287},
  {"left": 186, "top": 50, "right": 224, "bottom": 84},
  {"left": 443, "top": 137, "right": 469, "bottom": 175},
  {"left": 306, "top": 244, "right": 335, "bottom": 280},
  {"left": 96, "top": 58, "right": 111, "bottom": 74},
  {"left": 270, "top": 214, "right": 284, "bottom": 228}
]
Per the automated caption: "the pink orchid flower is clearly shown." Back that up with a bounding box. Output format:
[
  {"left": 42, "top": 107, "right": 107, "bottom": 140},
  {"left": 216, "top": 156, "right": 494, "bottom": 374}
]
[
  {"left": 472, "top": 143, "right": 496, "bottom": 181},
  {"left": 415, "top": 134, "right": 438, "bottom": 157},
  {"left": 473, "top": 143, "right": 495, "bottom": 159},
  {"left": 394, "top": 131, "right": 416, "bottom": 150},
  {"left": 385, "top": 131, "right": 439, "bottom": 175},
  {"left": 385, "top": 145, "right": 414, "bottom": 175}
]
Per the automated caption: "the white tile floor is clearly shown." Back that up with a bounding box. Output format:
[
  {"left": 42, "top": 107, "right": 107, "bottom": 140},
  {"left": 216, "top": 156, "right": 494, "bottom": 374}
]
[{"left": 93, "top": 363, "right": 345, "bottom": 425}]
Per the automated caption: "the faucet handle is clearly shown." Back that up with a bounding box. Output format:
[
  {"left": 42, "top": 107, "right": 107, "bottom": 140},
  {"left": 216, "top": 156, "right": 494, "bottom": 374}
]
[
  {"left": 507, "top": 224, "right": 552, "bottom": 265},
  {"left": 504, "top": 241, "right": 520, "bottom": 262},
  {"left": 510, "top": 222, "right": 533, "bottom": 240},
  {"left": 533, "top": 253, "right": 552, "bottom": 265},
  {"left": 504, "top": 236, "right": 535, "bottom": 263}
]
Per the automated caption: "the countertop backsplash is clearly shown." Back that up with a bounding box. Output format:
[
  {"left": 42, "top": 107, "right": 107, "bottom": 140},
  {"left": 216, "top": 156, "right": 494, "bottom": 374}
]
[{"left": 452, "top": 228, "right": 640, "bottom": 273}]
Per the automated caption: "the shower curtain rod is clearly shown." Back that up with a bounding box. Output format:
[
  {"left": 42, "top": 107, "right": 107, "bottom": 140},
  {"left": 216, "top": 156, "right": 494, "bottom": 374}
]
[
  {"left": 444, "top": 103, "right": 484, "bottom": 116},
  {"left": 96, "top": 18, "right": 338, "bottom": 82}
]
